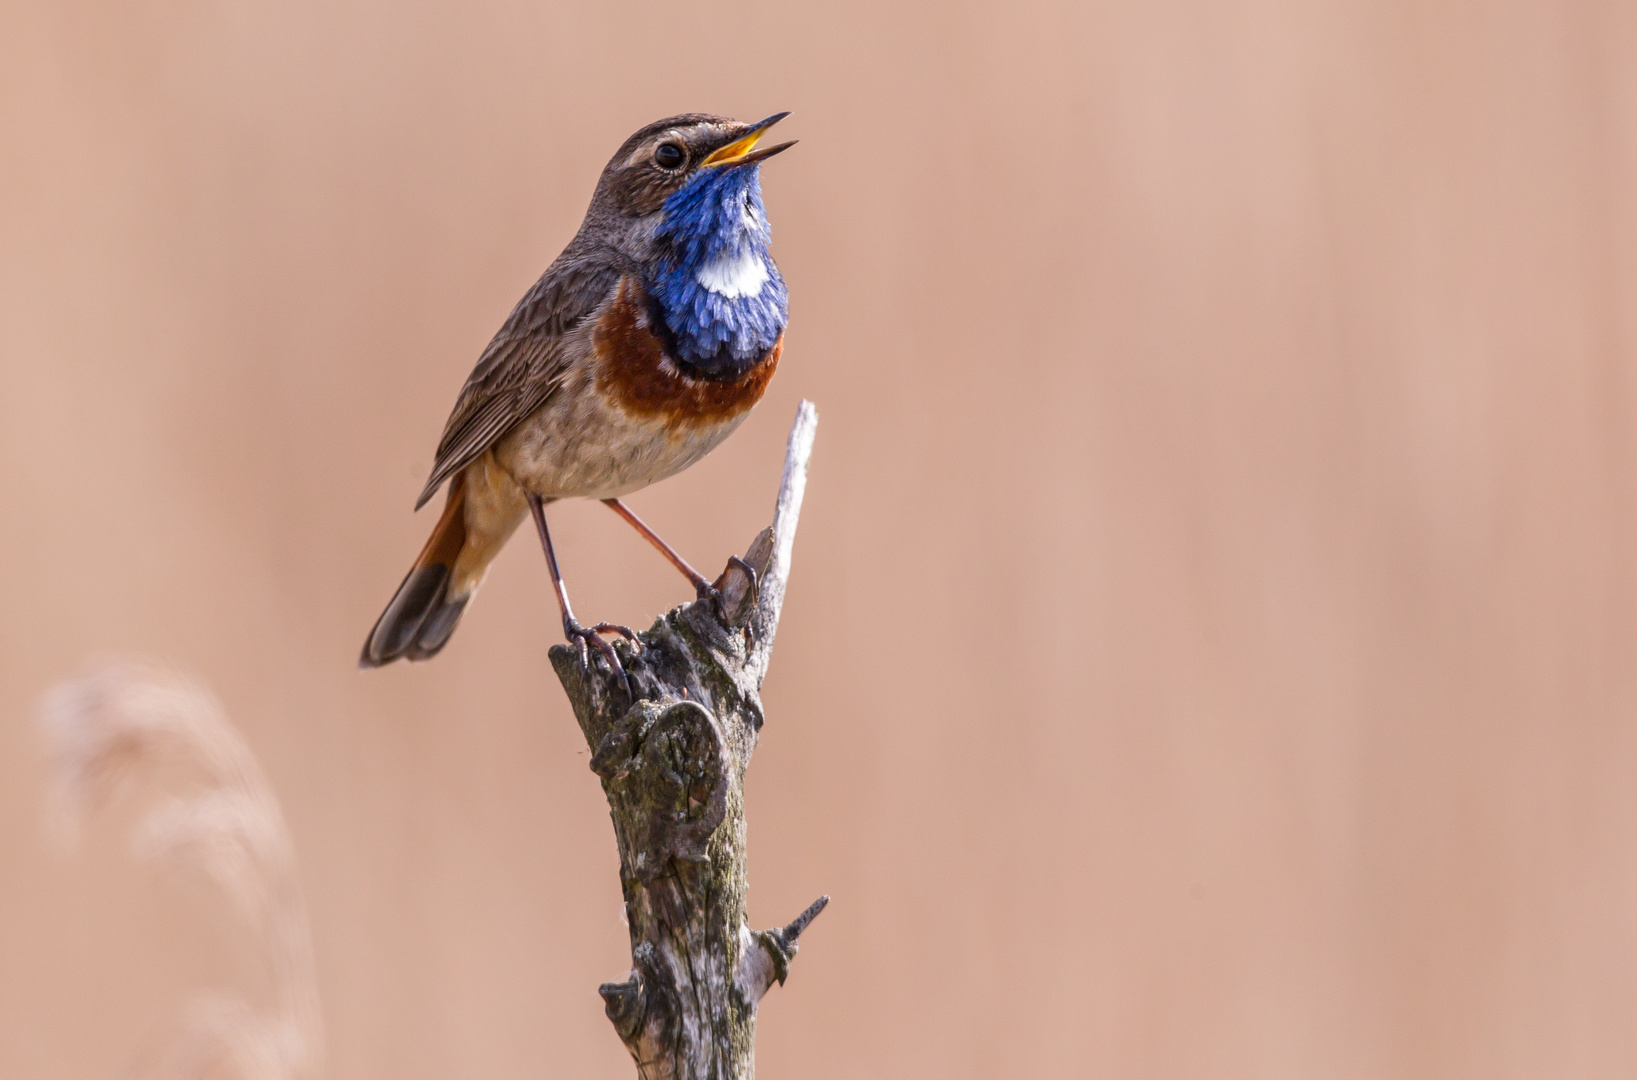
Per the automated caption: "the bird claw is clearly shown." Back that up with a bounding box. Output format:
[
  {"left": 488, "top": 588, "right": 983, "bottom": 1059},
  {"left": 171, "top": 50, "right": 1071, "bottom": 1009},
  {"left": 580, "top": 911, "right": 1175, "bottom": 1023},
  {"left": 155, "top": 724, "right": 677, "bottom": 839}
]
[{"left": 565, "top": 618, "right": 638, "bottom": 698}]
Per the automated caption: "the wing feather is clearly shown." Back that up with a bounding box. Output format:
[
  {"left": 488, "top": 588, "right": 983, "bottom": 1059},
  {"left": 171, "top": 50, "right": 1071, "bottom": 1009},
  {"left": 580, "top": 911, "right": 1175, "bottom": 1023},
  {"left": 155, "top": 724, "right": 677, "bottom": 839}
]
[{"left": 415, "top": 257, "right": 622, "bottom": 509}]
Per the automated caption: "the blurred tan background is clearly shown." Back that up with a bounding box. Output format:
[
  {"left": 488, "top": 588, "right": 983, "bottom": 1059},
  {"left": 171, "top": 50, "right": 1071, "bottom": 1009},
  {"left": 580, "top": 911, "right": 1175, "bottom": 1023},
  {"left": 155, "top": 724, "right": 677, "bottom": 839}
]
[{"left": 3, "top": 0, "right": 1637, "bottom": 1076}]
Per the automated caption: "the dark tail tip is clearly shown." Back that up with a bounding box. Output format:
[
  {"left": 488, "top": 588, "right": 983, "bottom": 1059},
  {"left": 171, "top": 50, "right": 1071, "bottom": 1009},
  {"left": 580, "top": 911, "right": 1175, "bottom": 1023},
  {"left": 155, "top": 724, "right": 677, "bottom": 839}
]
[{"left": 360, "top": 564, "right": 470, "bottom": 668}]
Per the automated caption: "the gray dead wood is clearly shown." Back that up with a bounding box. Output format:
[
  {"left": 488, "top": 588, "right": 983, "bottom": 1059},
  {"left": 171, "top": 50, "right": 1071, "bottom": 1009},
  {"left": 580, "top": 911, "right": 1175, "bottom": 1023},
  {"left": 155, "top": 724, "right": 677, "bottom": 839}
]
[{"left": 550, "top": 401, "right": 825, "bottom": 1080}]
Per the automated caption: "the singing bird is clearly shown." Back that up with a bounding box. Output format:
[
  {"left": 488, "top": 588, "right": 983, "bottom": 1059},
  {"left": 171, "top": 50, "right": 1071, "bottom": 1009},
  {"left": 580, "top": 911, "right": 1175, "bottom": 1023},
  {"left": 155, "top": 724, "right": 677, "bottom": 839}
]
[{"left": 361, "top": 113, "right": 795, "bottom": 668}]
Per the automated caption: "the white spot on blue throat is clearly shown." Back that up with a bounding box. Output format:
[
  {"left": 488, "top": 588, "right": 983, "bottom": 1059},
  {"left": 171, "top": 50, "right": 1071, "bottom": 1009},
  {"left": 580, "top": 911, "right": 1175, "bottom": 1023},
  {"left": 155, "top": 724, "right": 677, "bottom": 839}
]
[
  {"left": 650, "top": 162, "right": 789, "bottom": 372},
  {"left": 695, "top": 249, "right": 769, "bottom": 299}
]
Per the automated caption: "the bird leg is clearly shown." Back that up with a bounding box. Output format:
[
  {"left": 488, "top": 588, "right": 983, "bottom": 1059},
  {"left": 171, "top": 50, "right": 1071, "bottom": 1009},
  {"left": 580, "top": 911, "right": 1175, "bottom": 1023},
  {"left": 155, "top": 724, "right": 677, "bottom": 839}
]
[
  {"left": 528, "top": 495, "right": 637, "bottom": 687},
  {"left": 602, "top": 498, "right": 758, "bottom": 617},
  {"left": 602, "top": 498, "right": 710, "bottom": 593}
]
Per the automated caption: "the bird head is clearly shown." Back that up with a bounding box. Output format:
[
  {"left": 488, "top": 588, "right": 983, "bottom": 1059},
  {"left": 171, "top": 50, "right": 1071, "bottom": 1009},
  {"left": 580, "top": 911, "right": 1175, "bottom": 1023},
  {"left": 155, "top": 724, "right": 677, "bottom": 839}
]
[{"left": 591, "top": 113, "right": 794, "bottom": 227}]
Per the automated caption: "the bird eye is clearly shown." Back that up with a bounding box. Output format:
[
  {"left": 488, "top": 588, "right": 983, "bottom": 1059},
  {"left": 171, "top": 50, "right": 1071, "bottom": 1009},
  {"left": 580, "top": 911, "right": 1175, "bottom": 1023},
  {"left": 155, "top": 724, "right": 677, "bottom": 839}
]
[{"left": 654, "top": 142, "right": 686, "bottom": 169}]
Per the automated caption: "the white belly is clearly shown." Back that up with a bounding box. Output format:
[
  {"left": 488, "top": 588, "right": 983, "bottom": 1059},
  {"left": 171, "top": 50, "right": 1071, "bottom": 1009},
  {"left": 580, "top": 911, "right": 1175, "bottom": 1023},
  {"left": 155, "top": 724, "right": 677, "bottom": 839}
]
[{"left": 493, "top": 365, "right": 748, "bottom": 499}]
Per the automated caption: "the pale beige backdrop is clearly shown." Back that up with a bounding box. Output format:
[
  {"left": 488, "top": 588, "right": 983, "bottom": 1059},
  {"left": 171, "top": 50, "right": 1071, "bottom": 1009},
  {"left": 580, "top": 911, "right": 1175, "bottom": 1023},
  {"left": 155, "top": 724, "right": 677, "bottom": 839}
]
[{"left": 3, "top": 0, "right": 1637, "bottom": 1077}]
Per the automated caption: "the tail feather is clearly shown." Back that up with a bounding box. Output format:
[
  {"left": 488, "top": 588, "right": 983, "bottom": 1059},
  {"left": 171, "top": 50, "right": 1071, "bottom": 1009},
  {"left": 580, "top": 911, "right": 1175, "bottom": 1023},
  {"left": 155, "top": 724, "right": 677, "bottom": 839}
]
[
  {"left": 360, "top": 475, "right": 472, "bottom": 668},
  {"left": 404, "top": 585, "right": 468, "bottom": 660}
]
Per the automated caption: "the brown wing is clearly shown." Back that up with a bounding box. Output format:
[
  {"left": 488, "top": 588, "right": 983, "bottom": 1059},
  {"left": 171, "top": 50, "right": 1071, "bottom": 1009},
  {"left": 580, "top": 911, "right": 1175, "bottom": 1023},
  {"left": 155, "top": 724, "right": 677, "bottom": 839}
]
[{"left": 414, "top": 257, "right": 622, "bottom": 509}]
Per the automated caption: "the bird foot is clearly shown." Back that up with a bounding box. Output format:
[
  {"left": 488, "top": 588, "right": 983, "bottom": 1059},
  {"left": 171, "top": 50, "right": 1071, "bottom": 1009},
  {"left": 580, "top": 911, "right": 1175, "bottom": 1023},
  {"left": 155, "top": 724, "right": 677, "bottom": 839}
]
[{"left": 565, "top": 617, "right": 638, "bottom": 697}]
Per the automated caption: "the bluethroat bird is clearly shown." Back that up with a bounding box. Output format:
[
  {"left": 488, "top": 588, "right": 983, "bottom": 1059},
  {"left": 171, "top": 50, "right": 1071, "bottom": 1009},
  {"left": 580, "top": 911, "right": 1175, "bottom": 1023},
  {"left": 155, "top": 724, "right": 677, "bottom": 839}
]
[{"left": 361, "top": 112, "right": 795, "bottom": 670}]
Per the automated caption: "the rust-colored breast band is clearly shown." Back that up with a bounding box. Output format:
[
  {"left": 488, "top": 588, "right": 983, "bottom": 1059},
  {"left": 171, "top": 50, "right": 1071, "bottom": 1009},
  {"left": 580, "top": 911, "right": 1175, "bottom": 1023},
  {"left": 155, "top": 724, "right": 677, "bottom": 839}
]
[{"left": 594, "top": 279, "right": 781, "bottom": 428}]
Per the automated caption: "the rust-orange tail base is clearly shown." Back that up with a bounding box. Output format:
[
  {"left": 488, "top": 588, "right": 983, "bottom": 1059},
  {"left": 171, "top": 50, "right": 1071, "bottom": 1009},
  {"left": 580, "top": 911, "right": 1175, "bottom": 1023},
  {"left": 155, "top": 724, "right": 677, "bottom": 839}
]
[{"left": 360, "top": 474, "right": 472, "bottom": 667}]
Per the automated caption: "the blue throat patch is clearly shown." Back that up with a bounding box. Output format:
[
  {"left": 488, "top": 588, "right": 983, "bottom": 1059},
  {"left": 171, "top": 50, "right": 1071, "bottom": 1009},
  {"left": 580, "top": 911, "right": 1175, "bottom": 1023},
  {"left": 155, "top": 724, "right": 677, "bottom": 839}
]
[{"left": 649, "top": 164, "right": 788, "bottom": 380}]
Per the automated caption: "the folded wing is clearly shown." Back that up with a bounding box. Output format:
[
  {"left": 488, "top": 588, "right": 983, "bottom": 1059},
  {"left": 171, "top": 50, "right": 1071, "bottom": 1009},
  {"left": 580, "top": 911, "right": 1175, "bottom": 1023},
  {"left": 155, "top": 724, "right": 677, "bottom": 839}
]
[{"left": 415, "top": 256, "right": 622, "bottom": 509}]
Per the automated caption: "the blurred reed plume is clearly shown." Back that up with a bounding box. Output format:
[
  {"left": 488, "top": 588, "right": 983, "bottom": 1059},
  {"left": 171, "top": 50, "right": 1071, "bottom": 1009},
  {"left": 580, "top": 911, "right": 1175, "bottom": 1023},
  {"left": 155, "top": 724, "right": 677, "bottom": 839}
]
[{"left": 37, "top": 662, "right": 322, "bottom": 1080}]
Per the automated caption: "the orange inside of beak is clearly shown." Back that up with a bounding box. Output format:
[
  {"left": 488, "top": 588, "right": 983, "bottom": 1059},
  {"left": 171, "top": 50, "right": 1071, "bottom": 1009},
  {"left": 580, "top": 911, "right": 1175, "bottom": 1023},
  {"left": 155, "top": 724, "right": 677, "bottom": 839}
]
[{"left": 701, "top": 129, "right": 767, "bottom": 168}]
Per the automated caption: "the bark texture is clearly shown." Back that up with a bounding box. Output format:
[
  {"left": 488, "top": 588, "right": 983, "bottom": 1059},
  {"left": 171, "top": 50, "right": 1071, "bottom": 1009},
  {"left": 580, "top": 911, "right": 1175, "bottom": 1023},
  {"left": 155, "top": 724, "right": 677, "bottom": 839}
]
[{"left": 550, "top": 401, "right": 824, "bottom": 1080}]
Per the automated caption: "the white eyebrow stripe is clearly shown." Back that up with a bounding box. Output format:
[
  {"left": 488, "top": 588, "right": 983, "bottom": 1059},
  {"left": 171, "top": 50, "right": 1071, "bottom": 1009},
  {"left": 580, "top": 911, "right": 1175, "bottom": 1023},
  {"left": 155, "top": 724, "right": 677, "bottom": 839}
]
[{"left": 695, "top": 249, "right": 769, "bottom": 299}]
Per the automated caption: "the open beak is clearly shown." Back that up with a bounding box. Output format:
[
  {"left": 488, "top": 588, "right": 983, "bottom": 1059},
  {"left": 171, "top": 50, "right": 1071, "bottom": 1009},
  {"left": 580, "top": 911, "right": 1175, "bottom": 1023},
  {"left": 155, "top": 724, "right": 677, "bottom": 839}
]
[{"left": 701, "top": 112, "right": 797, "bottom": 168}]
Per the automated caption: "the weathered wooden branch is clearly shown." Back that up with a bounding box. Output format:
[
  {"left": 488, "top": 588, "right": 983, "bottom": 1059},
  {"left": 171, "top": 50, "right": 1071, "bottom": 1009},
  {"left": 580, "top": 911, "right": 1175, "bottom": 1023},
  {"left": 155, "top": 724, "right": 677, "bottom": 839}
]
[{"left": 550, "top": 401, "right": 824, "bottom": 1080}]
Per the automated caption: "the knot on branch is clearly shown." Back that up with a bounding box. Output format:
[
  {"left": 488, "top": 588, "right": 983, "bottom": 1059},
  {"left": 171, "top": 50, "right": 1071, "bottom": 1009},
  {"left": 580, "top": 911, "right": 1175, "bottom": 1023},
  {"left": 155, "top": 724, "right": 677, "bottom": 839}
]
[
  {"left": 591, "top": 699, "right": 730, "bottom": 881},
  {"left": 598, "top": 943, "right": 675, "bottom": 1066}
]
